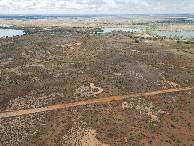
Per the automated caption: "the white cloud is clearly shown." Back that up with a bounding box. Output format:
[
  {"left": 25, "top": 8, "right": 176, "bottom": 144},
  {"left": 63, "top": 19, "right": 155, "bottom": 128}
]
[{"left": 0, "top": 0, "right": 193, "bottom": 14}]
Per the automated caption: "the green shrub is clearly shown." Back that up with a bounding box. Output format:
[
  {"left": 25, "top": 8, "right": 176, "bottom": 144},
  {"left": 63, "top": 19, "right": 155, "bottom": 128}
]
[{"left": 135, "top": 39, "right": 139, "bottom": 43}]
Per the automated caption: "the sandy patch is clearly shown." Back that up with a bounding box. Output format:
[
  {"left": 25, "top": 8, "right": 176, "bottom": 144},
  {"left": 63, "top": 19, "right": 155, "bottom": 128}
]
[{"left": 61, "top": 124, "right": 109, "bottom": 146}]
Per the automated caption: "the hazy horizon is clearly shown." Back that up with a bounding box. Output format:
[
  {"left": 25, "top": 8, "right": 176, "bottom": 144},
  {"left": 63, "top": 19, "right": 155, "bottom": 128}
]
[
  {"left": 0, "top": 13, "right": 193, "bottom": 16},
  {"left": 0, "top": 0, "right": 193, "bottom": 15}
]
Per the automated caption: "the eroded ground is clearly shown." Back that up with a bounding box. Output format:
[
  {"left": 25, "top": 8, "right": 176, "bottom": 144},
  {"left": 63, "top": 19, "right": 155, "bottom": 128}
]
[{"left": 0, "top": 26, "right": 194, "bottom": 145}]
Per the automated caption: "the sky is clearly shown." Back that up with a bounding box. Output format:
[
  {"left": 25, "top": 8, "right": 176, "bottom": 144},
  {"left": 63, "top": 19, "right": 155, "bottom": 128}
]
[{"left": 0, "top": 0, "right": 194, "bottom": 14}]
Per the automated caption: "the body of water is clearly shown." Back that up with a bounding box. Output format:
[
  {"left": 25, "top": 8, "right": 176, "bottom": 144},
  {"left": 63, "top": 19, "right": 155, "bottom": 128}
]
[
  {"left": 0, "top": 24, "right": 13, "bottom": 27},
  {"left": 152, "top": 31, "right": 194, "bottom": 38},
  {"left": 0, "top": 29, "right": 25, "bottom": 38},
  {"left": 97, "top": 28, "right": 145, "bottom": 33},
  {"left": 185, "top": 18, "right": 194, "bottom": 21}
]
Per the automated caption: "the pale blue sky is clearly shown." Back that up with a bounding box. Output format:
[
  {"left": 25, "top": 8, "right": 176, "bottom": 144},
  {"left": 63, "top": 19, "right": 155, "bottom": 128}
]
[{"left": 0, "top": 0, "right": 194, "bottom": 14}]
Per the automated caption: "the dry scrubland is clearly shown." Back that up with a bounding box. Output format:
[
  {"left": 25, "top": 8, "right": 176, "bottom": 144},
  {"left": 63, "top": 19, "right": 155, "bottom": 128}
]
[
  {"left": 0, "top": 16, "right": 155, "bottom": 27},
  {"left": 1, "top": 15, "right": 194, "bottom": 31},
  {"left": 0, "top": 17, "right": 194, "bottom": 145},
  {"left": 156, "top": 24, "right": 194, "bottom": 31},
  {"left": 0, "top": 16, "right": 147, "bottom": 28}
]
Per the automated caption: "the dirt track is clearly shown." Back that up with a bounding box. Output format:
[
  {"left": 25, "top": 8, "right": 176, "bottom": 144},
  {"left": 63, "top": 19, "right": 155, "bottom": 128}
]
[{"left": 0, "top": 86, "right": 193, "bottom": 118}]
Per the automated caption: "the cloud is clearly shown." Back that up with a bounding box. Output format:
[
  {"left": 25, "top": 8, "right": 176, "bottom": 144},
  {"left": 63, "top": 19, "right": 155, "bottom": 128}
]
[{"left": 0, "top": 0, "right": 193, "bottom": 14}]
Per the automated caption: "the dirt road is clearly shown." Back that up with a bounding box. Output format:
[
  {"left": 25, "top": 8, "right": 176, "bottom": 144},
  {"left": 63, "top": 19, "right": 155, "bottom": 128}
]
[{"left": 0, "top": 86, "right": 193, "bottom": 118}]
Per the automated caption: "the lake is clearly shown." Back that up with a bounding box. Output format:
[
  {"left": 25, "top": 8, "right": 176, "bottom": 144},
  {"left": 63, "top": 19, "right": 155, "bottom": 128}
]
[
  {"left": 97, "top": 28, "right": 145, "bottom": 33},
  {"left": 185, "top": 18, "right": 194, "bottom": 21},
  {"left": 0, "top": 24, "right": 14, "bottom": 27},
  {"left": 152, "top": 31, "right": 194, "bottom": 38},
  {"left": 0, "top": 29, "right": 25, "bottom": 38}
]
